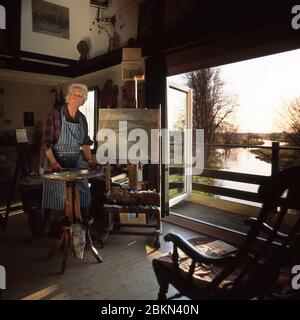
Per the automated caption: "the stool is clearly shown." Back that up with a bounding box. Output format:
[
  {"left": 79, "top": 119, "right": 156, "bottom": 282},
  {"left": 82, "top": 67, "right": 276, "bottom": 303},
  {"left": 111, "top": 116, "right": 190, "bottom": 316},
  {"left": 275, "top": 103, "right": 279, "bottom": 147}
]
[{"left": 47, "top": 180, "right": 103, "bottom": 274}]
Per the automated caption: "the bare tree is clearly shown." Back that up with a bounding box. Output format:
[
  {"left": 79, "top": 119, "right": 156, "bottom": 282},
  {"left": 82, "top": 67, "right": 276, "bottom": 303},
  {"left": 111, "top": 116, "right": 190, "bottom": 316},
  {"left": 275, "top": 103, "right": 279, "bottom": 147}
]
[
  {"left": 186, "top": 68, "right": 238, "bottom": 165},
  {"left": 218, "top": 122, "right": 238, "bottom": 145},
  {"left": 278, "top": 97, "right": 300, "bottom": 146},
  {"left": 173, "top": 112, "right": 186, "bottom": 132},
  {"left": 186, "top": 68, "right": 237, "bottom": 143}
]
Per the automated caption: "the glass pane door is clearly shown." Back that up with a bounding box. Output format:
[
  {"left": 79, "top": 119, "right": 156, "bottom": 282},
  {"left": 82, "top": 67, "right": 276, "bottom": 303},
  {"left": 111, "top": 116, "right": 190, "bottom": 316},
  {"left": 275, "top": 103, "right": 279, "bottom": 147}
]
[{"left": 167, "top": 81, "right": 192, "bottom": 207}]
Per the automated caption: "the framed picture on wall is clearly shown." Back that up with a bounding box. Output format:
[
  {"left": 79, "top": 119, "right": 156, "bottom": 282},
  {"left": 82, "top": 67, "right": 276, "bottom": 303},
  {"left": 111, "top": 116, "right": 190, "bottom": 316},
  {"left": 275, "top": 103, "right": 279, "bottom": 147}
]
[
  {"left": 32, "top": 0, "right": 70, "bottom": 39},
  {"left": 90, "top": 0, "right": 109, "bottom": 9},
  {"left": 24, "top": 112, "right": 35, "bottom": 127}
]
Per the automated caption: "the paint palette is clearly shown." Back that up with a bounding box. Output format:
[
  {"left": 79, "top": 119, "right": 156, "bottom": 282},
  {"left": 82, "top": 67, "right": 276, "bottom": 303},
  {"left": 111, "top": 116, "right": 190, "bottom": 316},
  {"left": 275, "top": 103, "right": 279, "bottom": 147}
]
[{"left": 43, "top": 168, "right": 103, "bottom": 181}]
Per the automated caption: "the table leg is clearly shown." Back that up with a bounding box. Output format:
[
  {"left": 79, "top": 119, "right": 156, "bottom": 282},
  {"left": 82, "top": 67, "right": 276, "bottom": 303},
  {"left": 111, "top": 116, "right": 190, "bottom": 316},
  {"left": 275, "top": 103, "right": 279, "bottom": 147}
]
[
  {"left": 59, "top": 182, "right": 75, "bottom": 274},
  {"left": 61, "top": 229, "right": 70, "bottom": 274},
  {"left": 65, "top": 183, "right": 73, "bottom": 222},
  {"left": 74, "top": 184, "right": 82, "bottom": 221},
  {"left": 86, "top": 229, "right": 103, "bottom": 263}
]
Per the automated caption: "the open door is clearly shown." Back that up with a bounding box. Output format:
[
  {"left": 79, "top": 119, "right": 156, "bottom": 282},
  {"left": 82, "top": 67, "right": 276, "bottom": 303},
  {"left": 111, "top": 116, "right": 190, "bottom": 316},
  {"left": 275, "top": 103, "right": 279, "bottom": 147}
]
[{"left": 167, "top": 81, "right": 193, "bottom": 208}]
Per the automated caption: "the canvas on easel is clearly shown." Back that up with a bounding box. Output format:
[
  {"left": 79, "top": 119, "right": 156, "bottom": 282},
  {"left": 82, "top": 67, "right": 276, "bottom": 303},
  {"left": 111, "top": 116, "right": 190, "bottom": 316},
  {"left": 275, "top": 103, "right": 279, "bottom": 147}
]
[{"left": 97, "top": 108, "right": 160, "bottom": 165}]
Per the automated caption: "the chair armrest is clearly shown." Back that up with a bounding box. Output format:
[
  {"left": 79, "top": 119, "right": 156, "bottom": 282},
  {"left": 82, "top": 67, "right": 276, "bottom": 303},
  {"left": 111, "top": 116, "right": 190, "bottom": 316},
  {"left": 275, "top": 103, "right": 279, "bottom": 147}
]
[
  {"left": 164, "top": 233, "right": 235, "bottom": 265},
  {"left": 244, "top": 217, "right": 289, "bottom": 239}
]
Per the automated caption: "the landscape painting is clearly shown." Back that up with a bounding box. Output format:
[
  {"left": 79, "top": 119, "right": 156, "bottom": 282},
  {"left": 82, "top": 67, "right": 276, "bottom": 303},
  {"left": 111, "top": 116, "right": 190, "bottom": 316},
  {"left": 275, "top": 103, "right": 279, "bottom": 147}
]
[
  {"left": 32, "top": 0, "right": 70, "bottom": 39},
  {"left": 98, "top": 109, "right": 160, "bottom": 164},
  {"left": 90, "top": 0, "right": 109, "bottom": 9}
]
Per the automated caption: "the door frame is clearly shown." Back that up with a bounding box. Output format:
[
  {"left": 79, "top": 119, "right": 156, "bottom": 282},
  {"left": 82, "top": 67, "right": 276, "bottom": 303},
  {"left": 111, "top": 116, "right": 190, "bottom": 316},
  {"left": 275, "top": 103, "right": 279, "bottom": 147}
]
[{"left": 166, "top": 80, "right": 193, "bottom": 208}]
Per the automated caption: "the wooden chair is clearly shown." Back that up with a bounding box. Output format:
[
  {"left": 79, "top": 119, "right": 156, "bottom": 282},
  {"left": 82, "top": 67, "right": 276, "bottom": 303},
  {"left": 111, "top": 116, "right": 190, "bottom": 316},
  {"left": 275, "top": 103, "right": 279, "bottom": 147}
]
[{"left": 152, "top": 166, "right": 300, "bottom": 300}]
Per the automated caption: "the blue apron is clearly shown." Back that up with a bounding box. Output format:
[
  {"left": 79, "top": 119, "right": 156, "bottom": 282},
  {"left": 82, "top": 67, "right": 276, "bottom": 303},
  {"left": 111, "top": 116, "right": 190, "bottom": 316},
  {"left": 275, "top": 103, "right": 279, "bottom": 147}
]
[{"left": 42, "top": 107, "right": 91, "bottom": 210}]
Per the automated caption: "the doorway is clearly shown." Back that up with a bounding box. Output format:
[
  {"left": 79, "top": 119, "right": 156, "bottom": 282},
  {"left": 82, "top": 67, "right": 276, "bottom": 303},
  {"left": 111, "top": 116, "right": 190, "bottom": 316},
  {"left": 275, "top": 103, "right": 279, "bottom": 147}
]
[{"left": 167, "top": 80, "right": 193, "bottom": 208}]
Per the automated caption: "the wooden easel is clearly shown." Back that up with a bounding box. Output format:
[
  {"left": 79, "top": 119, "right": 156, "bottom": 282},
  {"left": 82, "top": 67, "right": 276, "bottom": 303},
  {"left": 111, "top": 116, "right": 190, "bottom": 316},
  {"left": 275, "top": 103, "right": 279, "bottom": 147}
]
[
  {"left": 98, "top": 57, "right": 161, "bottom": 246},
  {"left": 103, "top": 161, "right": 161, "bottom": 248}
]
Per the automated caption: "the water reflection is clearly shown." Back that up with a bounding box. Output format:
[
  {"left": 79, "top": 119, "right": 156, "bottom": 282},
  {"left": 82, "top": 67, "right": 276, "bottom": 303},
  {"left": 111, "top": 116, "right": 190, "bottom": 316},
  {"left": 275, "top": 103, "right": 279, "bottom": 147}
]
[{"left": 209, "top": 141, "right": 272, "bottom": 206}]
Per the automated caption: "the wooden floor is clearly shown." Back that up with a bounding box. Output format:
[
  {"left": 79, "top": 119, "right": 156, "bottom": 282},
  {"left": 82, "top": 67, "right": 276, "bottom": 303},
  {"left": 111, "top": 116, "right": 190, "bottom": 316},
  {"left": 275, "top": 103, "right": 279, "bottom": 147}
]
[{"left": 0, "top": 212, "right": 203, "bottom": 300}]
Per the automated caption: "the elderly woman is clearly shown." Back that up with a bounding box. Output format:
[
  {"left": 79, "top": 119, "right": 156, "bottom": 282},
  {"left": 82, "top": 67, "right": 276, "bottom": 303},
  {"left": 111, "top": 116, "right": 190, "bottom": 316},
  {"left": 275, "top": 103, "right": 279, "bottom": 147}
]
[{"left": 42, "top": 83, "right": 97, "bottom": 215}]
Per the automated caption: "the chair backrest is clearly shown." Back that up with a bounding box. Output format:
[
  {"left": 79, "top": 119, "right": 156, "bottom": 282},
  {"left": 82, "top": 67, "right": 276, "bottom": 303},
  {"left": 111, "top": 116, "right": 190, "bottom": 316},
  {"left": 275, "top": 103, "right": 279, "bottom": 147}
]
[{"left": 211, "top": 166, "right": 300, "bottom": 299}]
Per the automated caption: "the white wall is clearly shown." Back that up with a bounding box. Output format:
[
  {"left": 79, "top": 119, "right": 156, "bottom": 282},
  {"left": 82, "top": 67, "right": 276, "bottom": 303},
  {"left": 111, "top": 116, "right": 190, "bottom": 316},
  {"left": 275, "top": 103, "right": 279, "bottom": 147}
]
[
  {"left": 89, "top": 0, "right": 139, "bottom": 57},
  {"left": 21, "top": 0, "right": 139, "bottom": 60},
  {"left": 0, "top": 80, "right": 55, "bottom": 131}
]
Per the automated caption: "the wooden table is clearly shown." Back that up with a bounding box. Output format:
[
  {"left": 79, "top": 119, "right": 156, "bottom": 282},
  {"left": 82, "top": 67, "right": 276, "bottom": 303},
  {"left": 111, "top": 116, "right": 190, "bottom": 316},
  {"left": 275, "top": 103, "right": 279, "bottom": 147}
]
[{"left": 43, "top": 169, "right": 103, "bottom": 274}]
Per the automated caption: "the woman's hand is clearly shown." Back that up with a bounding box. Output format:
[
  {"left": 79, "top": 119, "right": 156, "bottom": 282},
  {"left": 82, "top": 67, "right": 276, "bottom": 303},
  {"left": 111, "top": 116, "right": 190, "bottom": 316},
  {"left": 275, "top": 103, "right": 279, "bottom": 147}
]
[
  {"left": 45, "top": 148, "right": 62, "bottom": 172},
  {"left": 51, "top": 162, "right": 62, "bottom": 172},
  {"left": 87, "top": 159, "right": 98, "bottom": 170}
]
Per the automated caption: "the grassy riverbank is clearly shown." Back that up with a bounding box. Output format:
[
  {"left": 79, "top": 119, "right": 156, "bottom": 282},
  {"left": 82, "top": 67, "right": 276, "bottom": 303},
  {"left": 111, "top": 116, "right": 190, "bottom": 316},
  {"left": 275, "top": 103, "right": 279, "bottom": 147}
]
[{"left": 250, "top": 148, "right": 300, "bottom": 168}]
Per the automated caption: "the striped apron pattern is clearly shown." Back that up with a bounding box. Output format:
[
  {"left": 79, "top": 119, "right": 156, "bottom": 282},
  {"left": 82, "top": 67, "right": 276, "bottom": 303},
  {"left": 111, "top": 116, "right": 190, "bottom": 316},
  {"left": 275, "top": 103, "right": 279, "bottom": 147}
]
[{"left": 42, "top": 107, "right": 91, "bottom": 210}]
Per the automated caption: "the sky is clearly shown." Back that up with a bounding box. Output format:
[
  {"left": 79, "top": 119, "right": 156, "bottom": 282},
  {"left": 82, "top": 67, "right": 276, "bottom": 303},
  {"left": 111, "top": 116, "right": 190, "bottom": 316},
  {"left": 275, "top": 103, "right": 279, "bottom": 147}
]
[{"left": 168, "top": 48, "right": 300, "bottom": 133}]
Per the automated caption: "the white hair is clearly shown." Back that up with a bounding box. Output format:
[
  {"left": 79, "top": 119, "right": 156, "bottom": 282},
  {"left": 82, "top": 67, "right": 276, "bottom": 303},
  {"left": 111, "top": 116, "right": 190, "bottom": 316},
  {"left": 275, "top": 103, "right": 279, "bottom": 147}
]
[{"left": 66, "top": 83, "right": 88, "bottom": 102}]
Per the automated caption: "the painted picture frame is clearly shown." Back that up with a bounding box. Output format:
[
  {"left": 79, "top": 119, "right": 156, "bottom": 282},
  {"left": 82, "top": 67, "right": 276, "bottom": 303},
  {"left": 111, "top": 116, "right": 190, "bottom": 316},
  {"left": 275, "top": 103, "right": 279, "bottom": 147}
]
[
  {"left": 121, "top": 60, "right": 145, "bottom": 81},
  {"left": 32, "top": 0, "right": 70, "bottom": 39},
  {"left": 90, "top": 0, "right": 109, "bottom": 9},
  {"left": 24, "top": 112, "right": 35, "bottom": 127}
]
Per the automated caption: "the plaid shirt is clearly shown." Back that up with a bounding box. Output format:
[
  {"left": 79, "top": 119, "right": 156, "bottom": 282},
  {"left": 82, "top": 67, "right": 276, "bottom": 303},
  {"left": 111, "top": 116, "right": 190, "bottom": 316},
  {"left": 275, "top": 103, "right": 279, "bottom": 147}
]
[{"left": 42, "top": 105, "right": 93, "bottom": 151}]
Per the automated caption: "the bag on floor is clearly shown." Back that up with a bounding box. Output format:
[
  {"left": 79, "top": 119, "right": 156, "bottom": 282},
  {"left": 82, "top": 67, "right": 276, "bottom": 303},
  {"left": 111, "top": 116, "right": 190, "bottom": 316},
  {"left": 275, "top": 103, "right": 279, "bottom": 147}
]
[{"left": 70, "top": 223, "right": 86, "bottom": 259}]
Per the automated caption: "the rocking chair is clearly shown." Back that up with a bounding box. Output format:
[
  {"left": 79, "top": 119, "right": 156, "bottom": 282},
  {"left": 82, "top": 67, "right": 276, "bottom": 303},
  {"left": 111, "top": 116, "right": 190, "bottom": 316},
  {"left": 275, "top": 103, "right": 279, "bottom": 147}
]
[{"left": 152, "top": 166, "right": 300, "bottom": 300}]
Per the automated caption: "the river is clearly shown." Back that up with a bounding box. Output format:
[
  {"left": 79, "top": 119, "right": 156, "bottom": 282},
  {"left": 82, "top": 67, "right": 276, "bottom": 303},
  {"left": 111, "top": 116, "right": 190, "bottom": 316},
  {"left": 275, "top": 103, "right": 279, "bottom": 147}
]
[{"left": 216, "top": 140, "right": 272, "bottom": 206}]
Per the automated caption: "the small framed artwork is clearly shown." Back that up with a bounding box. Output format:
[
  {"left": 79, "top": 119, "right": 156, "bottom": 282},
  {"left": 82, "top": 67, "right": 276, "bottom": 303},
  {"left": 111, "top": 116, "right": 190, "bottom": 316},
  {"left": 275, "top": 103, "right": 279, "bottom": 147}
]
[
  {"left": 122, "top": 48, "right": 142, "bottom": 61},
  {"left": 121, "top": 60, "right": 145, "bottom": 81},
  {"left": 90, "top": 0, "right": 109, "bottom": 9},
  {"left": 24, "top": 112, "right": 35, "bottom": 127},
  {"left": 32, "top": 0, "right": 70, "bottom": 39},
  {"left": 16, "top": 129, "right": 29, "bottom": 143}
]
